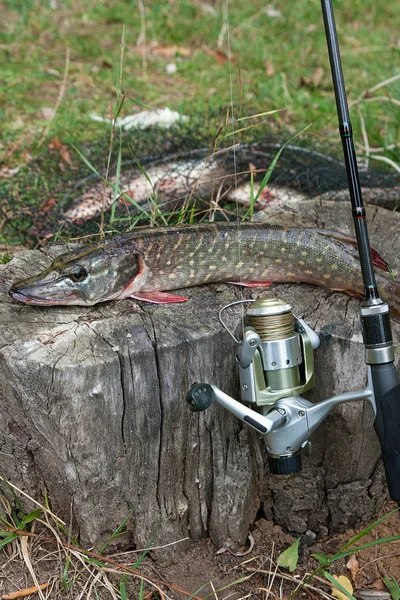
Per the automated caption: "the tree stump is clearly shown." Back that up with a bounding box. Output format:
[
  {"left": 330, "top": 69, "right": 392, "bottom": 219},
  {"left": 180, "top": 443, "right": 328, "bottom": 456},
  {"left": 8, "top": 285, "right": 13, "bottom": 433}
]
[{"left": 0, "top": 201, "right": 399, "bottom": 553}]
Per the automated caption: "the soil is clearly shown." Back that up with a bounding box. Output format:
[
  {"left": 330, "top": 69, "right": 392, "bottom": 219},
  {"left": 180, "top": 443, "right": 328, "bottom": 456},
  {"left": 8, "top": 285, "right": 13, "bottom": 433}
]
[{"left": 0, "top": 502, "right": 399, "bottom": 600}]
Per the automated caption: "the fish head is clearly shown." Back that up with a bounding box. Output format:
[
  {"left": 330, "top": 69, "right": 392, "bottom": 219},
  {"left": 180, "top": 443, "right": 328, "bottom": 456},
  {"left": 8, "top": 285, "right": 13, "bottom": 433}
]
[{"left": 9, "top": 242, "right": 145, "bottom": 306}]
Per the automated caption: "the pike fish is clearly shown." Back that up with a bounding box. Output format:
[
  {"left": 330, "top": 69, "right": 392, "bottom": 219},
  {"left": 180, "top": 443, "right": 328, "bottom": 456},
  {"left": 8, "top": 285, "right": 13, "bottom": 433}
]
[{"left": 9, "top": 223, "right": 400, "bottom": 315}]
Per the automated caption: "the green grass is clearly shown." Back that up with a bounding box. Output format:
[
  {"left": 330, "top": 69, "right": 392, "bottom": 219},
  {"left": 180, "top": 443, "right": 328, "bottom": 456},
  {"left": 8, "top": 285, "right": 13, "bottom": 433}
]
[
  {"left": 1, "top": 0, "right": 399, "bottom": 167},
  {"left": 0, "top": 0, "right": 399, "bottom": 251}
]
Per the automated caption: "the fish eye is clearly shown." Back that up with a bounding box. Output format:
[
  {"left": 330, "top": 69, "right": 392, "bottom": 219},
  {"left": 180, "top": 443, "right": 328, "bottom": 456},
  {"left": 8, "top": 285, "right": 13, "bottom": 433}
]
[{"left": 69, "top": 266, "right": 88, "bottom": 283}]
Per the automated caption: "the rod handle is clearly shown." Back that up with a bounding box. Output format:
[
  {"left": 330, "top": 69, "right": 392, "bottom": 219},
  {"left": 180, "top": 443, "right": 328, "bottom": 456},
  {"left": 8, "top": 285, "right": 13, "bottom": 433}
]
[{"left": 371, "top": 365, "right": 400, "bottom": 501}]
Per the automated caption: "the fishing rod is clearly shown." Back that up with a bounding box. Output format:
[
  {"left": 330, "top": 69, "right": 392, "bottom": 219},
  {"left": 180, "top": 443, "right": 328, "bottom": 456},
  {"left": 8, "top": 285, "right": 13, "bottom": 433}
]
[
  {"left": 186, "top": 0, "right": 400, "bottom": 500},
  {"left": 321, "top": 0, "right": 400, "bottom": 501}
]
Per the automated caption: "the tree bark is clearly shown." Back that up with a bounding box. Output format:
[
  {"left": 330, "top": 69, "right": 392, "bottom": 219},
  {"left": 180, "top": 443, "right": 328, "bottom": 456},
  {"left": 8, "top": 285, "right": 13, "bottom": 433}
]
[{"left": 0, "top": 201, "right": 398, "bottom": 553}]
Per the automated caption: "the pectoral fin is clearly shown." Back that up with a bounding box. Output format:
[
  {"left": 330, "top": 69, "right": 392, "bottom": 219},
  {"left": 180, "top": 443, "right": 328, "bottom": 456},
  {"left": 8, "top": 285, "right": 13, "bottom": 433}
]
[{"left": 130, "top": 291, "right": 189, "bottom": 304}]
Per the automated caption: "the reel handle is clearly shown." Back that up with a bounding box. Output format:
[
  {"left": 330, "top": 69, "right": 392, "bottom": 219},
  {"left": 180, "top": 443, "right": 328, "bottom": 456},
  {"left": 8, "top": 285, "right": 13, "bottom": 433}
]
[
  {"left": 186, "top": 383, "right": 285, "bottom": 434},
  {"left": 186, "top": 383, "right": 215, "bottom": 412},
  {"left": 371, "top": 365, "right": 400, "bottom": 502}
]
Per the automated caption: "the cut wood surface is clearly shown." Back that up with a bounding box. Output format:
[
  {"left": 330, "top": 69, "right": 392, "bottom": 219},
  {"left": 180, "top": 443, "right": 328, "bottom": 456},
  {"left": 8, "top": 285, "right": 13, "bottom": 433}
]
[{"left": 0, "top": 200, "right": 398, "bottom": 554}]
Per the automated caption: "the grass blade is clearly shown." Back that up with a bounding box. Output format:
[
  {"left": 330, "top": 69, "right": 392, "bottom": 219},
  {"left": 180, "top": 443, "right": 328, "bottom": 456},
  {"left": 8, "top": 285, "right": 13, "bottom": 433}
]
[
  {"left": 333, "top": 507, "right": 399, "bottom": 555},
  {"left": 242, "top": 124, "right": 312, "bottom": 221},
  {"left": 384, "top": 576, "right": 400, "bottom": 600},
  {"left": 119, "top": 579, "right": 128, "bottom": 600},
  {"left": 19, "top": 508, "right": 42, "bottom": 527},
  {"left": 100, "top": 505, "right": 135, "bottom": 554},
  {"left": 323, "top": 572, "right": 356, "bottom": 600},
  {"left": 62, "top": 555, "right": 72, "bottom": 591},
  {"left": 0, "top": 532, "right": 18, "bottom": 547},
  {"left": 236, "top": 108, "right": 284, "bottom": 121},
  {"left": 132, "top": 524, "right": 159, "bottom": 570},
  {"left": 110, "top": 132, "right": 123, "bottom": 224},
  {"left": 72, "top": 144, "right": 152, "bottom": 221},
  {"left": 254, "top": 124, "right": 312, "bottom": 203},
  {"left": 126, "top": 95, "right": 154, "bottom": 112},
  {"left": 138, "top": 578, "right": 145, "bottom": 600},
  {"left": 329, "top": 535, "right": 400, "bottom": 561}
]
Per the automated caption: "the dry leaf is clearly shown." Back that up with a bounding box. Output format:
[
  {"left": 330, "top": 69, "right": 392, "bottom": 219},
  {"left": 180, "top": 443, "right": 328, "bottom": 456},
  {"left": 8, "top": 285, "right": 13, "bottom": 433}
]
[
  {"left": 60, "top": 146, "right": 71, "bottom": 164},
  {"left": 346, "top": 553, "right": 359, "bottom": 581},
  {"left": 372, "top": 579, "right": 385, "bottom": 591},
  {"left": 203, "top": 47, "right": 230, "bottom": 64},
  {"left": 300, "top": 66, "right": 325, "bottom": 88},
  {"left": 41, "top": 107, "right": 54, "bottom": 120},
  {"left": 0, "top": 166, "right": 21, "bottom": 177},
  {"left": 265, "top": 59, "right": 275, "bottom": 77},
  {"left": 49, "top": 137, "right": 62, "bottom": 149},
  {"left": 39, "top": 197, "right": 56, "bottom": 211},
  {"left": 265, "top": 6, "right": 282, "bottom": 18},
  {"left": 331, "top": 575, "right": 354, "bottom": 600},
  {"left": 48, "top": 138, "right": 71, "bottom": 164},
  {"left": 45, "top": 67, "right": 60, "bottom": 76},
  {"left": 312, "top": 66, "right": 324, "bottom": 86},
  {"left": 151, "top": 44, "right": 192, "bottom": 57},
  {"left": 100, "top": 58, "right": 112, "bottom": 69},
  {"left": 9, "top": 117, "right": 24, "bottom": 130}
]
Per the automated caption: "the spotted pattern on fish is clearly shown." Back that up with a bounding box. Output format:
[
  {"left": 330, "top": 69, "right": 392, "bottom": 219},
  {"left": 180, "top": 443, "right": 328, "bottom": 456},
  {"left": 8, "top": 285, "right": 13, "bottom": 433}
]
[{"left": 8, "top": 222, "right": 400, "bottom": 315}]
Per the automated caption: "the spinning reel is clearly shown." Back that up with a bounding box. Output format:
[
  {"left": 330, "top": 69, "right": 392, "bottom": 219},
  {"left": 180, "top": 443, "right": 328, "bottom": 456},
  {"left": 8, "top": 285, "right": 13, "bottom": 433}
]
[
  {"left": 187, "top": 297, "right": 375, "bottom": 477},
  {"left": 187, "top": 0, "right": 400, "bottom": 502}
]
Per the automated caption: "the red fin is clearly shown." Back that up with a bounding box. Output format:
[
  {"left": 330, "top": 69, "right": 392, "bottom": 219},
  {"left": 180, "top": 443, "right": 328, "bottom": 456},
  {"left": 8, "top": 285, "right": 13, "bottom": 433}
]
[
  {"left": 370, "top": 248, "right": 391, "bottom": 273},
  {"left": 228, "top": 281, "right": 274, "bottom": 288},
  {"left": 130, "top": 291, "right": 189, "bottom": 304}
]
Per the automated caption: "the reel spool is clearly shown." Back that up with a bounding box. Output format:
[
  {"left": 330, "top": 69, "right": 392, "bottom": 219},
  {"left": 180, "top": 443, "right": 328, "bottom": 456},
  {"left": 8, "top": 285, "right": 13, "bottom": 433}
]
[{"left": 239, "top": 298, "right": 317, "bottom": 407}]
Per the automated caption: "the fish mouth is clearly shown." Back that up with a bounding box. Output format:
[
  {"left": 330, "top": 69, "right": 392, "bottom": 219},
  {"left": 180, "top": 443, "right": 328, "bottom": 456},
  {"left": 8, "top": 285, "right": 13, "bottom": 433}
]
[{"left": 9, "top": 286, "right": 77, "bottom": 306}]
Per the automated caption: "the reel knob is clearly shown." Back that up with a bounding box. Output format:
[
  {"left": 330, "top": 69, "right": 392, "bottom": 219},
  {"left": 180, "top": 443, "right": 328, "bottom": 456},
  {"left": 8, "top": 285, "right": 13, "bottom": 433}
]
[{"left": 186, "top": 383, "right": 215, "bottom": 412}]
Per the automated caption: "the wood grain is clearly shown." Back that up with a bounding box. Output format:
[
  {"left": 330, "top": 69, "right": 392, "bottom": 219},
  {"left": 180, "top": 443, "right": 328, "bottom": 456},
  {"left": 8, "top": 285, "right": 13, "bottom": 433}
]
[{"left": 0, "top": 201, "right": 398, "bottom": 553}]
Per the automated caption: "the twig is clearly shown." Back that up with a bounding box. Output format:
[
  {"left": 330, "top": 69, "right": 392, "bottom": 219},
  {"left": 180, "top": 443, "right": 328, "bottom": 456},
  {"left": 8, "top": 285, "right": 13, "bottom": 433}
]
[
  {"left": 217, "top": 23, "right": 228, "bottom": 48},
  {"left": 356, "top": 142, "right": 400, "bottom": 154},
  {"left": 243, "top": 567, "right": 335, "bottom": 600},
  {"left": 100, "top": 26, "right": 126, "bottom": 237},
  {"left": 357, "top": 105, "right": 370, "bottom": 170},
  {"left": 365, "top": 73, "right": 400, "bottom": 95},
  {"left": 351, "top": 73, "right": 400, "bottom": 107},
  {"left": 137, "top": 0, "right": 147, "bottom": 78},
  {"left": 369, "top": 154, "right": 400, "bottom": 173},
  {"left": 360, "top": 95, "right": 400, "bottom": 108},
  {"left": 109, "top": 536, "right": 189, "bottom": 557},
  {"left": 210, "top": 580, "right": 220, "bottom": 600},
  {"left": 37, "top": 47, "right": 70, "bottom": 148},
  {"left": 84, "top": 569, "right": 103, "bottom": 600},
  {"left": 0, "top": 476, "right": 65, "bottom": 526},
  {"left": 2, "top": 583, "right": 49, "bottom": 600},
  {"left": 358, "top": 552, "right": 400, "bottom": 572},
  {"left": 1, "top": 527, "right": 202, "bottom": 600},
  {"left": 20, "top": 537, "right": 46, "bottom": 600}
]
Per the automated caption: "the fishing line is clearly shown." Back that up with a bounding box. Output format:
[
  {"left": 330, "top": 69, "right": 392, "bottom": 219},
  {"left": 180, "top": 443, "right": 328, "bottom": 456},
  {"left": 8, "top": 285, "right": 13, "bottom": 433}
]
[{"left": 225, "top": 0, "right": 245, "bottom": 337}]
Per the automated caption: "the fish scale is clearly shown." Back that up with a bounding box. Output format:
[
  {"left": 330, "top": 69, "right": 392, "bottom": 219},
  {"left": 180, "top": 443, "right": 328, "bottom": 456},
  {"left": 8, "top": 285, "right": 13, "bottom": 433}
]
[{"left": 8, "top": 223, "right": 400, "bottom": 315}]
